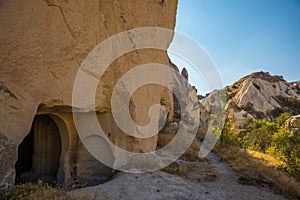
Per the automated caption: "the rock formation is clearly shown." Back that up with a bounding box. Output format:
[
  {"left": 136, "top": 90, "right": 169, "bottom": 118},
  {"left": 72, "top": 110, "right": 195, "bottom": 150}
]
[
  {"left": 172, "top": 66, "right": 187, "bottom": 120},
  {"left": 181, "top": 67, "right": 189, "bottom": 81},
  {"left": 0, "top": 0, "right": 177, "bottom": 189},
  {"left": 200, "top": 71, "right": 300, "bottom": 136},
  {"left": 157, "top": 63, "right": 201, "bottom": 161},
  {"left": 201, "top": 72, "right": 300, "bottom": 120},
  {"left": 286, "top": 114, "right": 300, "bottom": 135},
  {"left": 286, "top": 115, "right": 300, "bottom": 128}
]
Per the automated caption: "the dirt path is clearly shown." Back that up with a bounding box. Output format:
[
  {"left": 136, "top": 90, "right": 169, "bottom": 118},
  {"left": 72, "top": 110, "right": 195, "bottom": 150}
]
[{"left": 70, "top": 152, "right": 286, "bottom": 200}]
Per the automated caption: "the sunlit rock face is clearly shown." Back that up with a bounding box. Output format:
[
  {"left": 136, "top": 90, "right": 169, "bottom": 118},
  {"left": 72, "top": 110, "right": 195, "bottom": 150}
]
[
  {"left": 0, "top": 0, "right": 177, "bottom": 188},
  {"left": 201, "top": 72, "right": 300, "bottom": 120},
  {"left": 231, "top": 73, "right": 299, "bottom": 120},
  {"left": 199, "top": 72, "right": 300, "bottom": 136},
  {"left": 286, "top": 115, "right": 300, "bottom": 133}
]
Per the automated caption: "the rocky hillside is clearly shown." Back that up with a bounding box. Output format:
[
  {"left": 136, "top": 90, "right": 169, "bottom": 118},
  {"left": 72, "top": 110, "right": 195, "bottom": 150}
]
[{"left": 202, "top": 72, "right": 300, "bottom": 122}]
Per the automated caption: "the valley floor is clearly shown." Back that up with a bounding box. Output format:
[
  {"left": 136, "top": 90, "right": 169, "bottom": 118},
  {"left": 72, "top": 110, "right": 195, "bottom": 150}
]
[{"left": 70, "top": 152, "right": 286, "bottom": 200}]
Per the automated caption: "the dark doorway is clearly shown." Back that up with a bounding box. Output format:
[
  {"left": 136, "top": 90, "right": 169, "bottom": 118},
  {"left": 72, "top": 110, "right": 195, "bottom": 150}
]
[
  {"left": 15, "top": 127, "right": 34, "bottom": 183},
  {"left": 15, "top": 115, "right": 62, "bottom": 184}
]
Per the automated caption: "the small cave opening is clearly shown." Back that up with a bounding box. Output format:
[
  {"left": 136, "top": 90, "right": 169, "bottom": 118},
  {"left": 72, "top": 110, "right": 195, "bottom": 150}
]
[
  {"left": 15, "top": 126, "right": 34, "bottom": 183},
  {"left": 15, "top": 114, "right": 62, "bottom": 185}
]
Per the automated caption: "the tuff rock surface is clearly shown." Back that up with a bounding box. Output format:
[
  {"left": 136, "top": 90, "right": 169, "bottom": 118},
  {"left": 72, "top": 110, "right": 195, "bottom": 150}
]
[
  {"left": 201, "top": 72, "right": 300, "bottom": 121},
  {"left": 200, "top": 71, "right": 300, "bottom": 137},
  {"left": 286, "top": 114, "right": 300, "bottom": 135},
  {"left": 0, "top": 0, "right": 177, "bottom": 188}
]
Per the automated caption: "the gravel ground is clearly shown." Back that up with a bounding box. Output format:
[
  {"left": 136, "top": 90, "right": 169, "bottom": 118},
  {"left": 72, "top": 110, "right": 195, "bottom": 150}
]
[{"left": 70, "top": 152, "right": 287, "bottom": 200}]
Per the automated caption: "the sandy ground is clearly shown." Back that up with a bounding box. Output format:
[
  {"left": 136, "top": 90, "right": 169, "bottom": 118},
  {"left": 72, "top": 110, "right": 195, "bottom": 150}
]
[{"left": 70, "top": 152, "right": 287, "bottom": 200}]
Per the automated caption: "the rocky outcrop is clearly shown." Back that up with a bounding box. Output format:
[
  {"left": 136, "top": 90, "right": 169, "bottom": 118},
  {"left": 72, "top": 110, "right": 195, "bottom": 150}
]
[
  {"left": 286, "top": 115, "right": 300, "bottom": 135},
  {"left": 199, "top": 72, "right": 300, "bottom": 137},
  {"left": 181, "top": 67, "right": 189, "bottom": 80},
  {"left": 226, "top": 72, "right": 300, "bottom": 120},
  {"left": 290, "top": 81, "right": 300, "bottom": 95},
  {"left": 202, "top": 72, "right": 300, "bottom": 121},
  {"left": 0, "top": 0, "right": 178, "bottom": 188},
  {"left": 172, "top": 67, "right": 188, "bottom": 120},
  {"left": 286, "top": 115, "right": 300, "bottom": 128}
]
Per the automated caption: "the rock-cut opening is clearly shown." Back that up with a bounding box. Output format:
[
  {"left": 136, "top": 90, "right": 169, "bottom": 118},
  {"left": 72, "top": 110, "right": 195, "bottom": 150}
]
[{"left": 15, "top": 114, "right": 62, "bottom": 185}]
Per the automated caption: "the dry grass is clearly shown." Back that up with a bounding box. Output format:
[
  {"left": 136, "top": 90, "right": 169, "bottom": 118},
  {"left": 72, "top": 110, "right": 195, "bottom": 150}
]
[
  {"left": 157, "top": 132, "right": 200, "bottom": 162},
  {"left": 160, "top": 161, "right": 190, "bottom": 176},
  {"left": 246, "top": 150, "right": 286, "bottom": 168},
  {"left": 214, "top": 144, "right": 300, "bottom": 199},
  {"left": 181, "top": 139, "right": 200, "bottom": 161},
  {"left": 161, "top": 159, "right": 218, "bottom": 183},
  {"left": 158, "top": 122, "right": 200, "bottom": 162},
  {"left": 0, "top": 181, "right": 87, "bottom": 200}
]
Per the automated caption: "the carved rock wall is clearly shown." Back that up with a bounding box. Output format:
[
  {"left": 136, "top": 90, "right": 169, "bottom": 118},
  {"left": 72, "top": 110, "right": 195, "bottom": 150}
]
[{"left": 0, "top": 0, "right": 177, "bottom": 188}]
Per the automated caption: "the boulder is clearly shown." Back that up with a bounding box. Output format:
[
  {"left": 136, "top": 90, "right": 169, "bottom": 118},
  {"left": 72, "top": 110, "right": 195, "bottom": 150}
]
[{"left": 286, "top": 115, "right": 300, "bottom": 129}]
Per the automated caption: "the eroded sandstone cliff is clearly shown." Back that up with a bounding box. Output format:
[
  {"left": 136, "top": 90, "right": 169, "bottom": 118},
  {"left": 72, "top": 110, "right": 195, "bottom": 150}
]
[{"left": 0, "top": 0, "right": 177, "bottom": 188}]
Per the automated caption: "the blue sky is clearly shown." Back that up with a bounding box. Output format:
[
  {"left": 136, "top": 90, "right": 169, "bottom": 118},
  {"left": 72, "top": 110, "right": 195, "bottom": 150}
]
[{"left": 168, "top": 0, "right": 300, "bottom": 95}]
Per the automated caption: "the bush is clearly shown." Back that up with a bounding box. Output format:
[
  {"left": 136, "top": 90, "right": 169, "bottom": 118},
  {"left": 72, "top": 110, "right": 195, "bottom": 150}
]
[
  {"left": 221, "top": 113, "right": 300, "bottom": 179},
  {"left": 267, "top": 128, "right": 300, "bottom": 177},
  {"left": 1, "top": 181, "right": 84, "bottom": 200}
]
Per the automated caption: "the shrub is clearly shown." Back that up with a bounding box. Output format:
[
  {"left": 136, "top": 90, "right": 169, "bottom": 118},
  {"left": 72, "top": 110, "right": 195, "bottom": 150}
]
[
  {"left": 221, "top": 113, "right": 300, "bottom": 179},
  {"left": 1, "top": 181, "right": 84, "bottom": 200}
]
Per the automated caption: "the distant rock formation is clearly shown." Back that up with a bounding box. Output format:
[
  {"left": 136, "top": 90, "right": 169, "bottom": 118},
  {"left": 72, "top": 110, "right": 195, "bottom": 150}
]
[
  {"left": 233, "top": 72, "right": 298, "bottom": 119},
  {"left": 200, "top": 71, "right": 300, "bottom": 137},
  {"left": 172, "top": 66, "right": 198, "bottom": 121},
  {"left": 0, "top": 0, "right": 178, "bottom": 189},
  {"left": 158, "top": 63, "right": 201, "bottom": 161},
  {"left": 286, "top": 115, "right": 300, "bottom": 128},
  {"left": 202, "top": 71, "right": 300, "bottom": 120},
  {"left": 286, "top": 114, "right": 300, "bottom": 135},
  {"left": 181, "top": 67, "right": 189, "bottom": 80},
  {"left": 290, "top": 81, "right": 300, "bottom": 94}
]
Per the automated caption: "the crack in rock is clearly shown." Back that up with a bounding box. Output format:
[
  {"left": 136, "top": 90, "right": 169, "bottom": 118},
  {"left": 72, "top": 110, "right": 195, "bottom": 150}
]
[
  {"left": 43, "top": 1, "right": 78, "bottom": 40},
  {"left": 0, "top": 84, "right": 17, "bottom": 99}
]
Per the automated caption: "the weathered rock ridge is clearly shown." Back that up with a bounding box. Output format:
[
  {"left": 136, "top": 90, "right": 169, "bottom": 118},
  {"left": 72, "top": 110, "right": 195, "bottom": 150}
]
[
  {"left": 0, "top": 0, "right": 177, "bottom": 188},
  {"left": 201, "top": 72, "right": 300, "bottom": 122}
]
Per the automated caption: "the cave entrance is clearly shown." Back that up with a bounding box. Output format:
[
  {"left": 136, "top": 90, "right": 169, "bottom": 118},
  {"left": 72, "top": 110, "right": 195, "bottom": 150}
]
[{"left": 15, "top": 114, "right": 62, "bottom": 185}]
